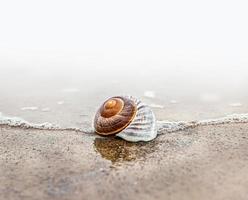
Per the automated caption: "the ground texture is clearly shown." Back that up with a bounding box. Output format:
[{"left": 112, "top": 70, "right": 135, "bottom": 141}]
[{"left": 1, "top": 123, "right": 248, "bottom": 200}]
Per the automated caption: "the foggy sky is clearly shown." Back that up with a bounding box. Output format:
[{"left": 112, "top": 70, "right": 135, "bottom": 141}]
[{"left": 0, "top": 0, "right": 247, "bottom": 73}]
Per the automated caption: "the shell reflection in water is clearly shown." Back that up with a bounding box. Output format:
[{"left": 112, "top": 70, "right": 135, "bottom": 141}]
[
  {"left": 94, "top": 95, "right": 157, "bottom": 142},
  {"left": 94, "top": 137, "right": 158, "bottom": 163}
]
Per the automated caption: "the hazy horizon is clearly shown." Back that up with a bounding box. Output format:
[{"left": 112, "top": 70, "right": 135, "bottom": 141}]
[{"left": 0, "top": 0, "right": 248, "bottom": 126}]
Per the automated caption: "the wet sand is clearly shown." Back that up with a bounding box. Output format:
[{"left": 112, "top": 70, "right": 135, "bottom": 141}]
[{"left": 1, "top": 123, "right": 248, "bottom": 200}]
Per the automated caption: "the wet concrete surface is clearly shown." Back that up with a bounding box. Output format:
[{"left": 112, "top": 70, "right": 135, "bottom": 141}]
[{"left": 1, "top": 123, "right": 248, "bottom": 200}]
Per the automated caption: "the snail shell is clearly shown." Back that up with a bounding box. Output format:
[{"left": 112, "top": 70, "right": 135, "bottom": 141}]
[{"left": 94, "top": 96, "right": 157, "bottom": 142}]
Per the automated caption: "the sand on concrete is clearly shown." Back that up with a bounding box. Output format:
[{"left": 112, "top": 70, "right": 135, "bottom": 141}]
[{"left": 1, "top": 123, "right": 248, "bottom": 200}]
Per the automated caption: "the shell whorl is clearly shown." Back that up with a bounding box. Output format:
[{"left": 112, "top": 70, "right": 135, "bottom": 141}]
[
  {"left": 100, "top": 98, "right": 124, "bottom": 118},
  {"left": 94, "top": 96, "right": 137, "bottom": 135},
  {"left": 94, "top": 95, "right": 157, "bottom": 142}
]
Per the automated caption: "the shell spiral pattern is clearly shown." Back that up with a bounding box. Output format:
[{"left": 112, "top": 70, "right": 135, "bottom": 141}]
[{"left": 94, "top": 95, "right": 157, "bottom": 142}]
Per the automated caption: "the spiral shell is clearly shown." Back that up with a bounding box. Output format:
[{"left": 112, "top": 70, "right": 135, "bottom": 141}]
[{"left": 94, "top": 96, "right": 157, "bottom": 142}]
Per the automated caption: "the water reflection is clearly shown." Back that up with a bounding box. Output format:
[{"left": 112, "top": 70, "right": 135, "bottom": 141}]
[{"left": 93, "top": 137, "right": 159, "bottom": 164}]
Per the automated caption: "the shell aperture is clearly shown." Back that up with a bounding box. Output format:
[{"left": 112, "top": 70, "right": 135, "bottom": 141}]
[{"left": 94, "top": 96, "right": 157, "bottom": 142}]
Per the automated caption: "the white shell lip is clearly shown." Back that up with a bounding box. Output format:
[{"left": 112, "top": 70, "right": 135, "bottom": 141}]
[{"left": 116, "top": 95, "right": 157, "bottom": 142}]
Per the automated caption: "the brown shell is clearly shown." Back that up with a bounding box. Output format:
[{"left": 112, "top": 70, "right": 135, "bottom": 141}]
[{"left": 94, "top": 96, "right": 137, "bottom": 136}]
